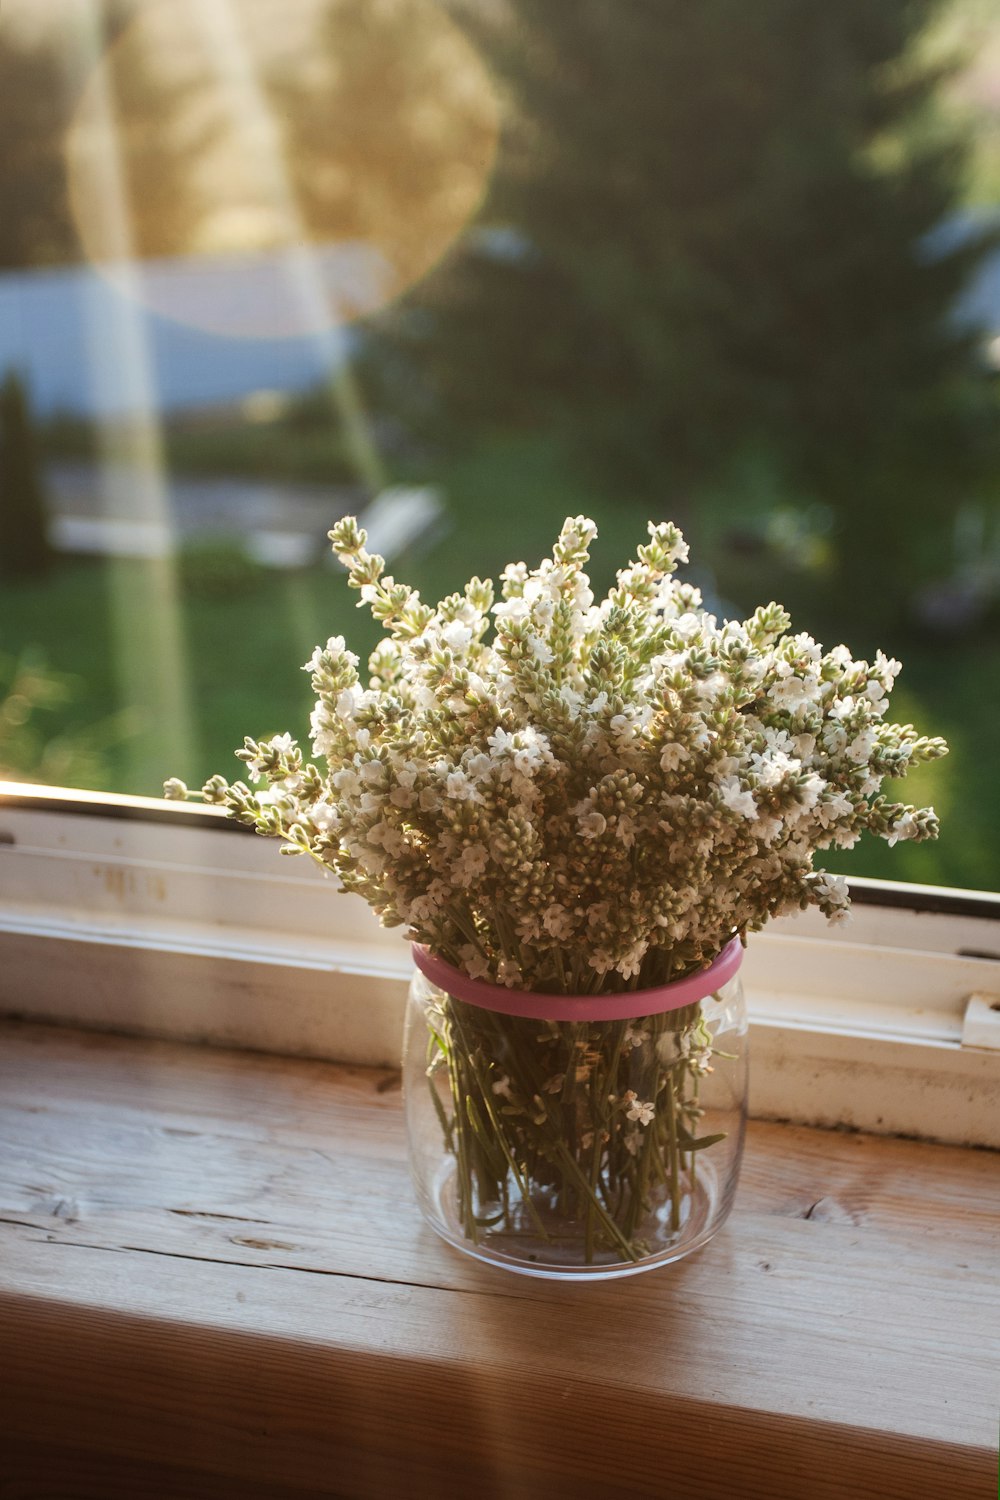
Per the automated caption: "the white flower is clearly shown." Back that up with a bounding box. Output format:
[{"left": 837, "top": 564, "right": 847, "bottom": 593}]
[
  {"left": 527, "top": 633, "right": 554, "bottom": 666},
  {"left": 492, "top": 1074, "right": 514, "bottom": 1101},
  {"left": 691, "top": 671, "right": 725, "bottom": 707},
  {"left": 660, "top": 742, "right": 690, "bottom": 773},
  {"left": 332, "top": 765, "right": 361, "bottom": 797},
  {"left": 886, "top": 811, "right": 917, "bottom": 848},
  {"left": 718, "top": 776, "right": 757, "bottom": 820},
  {"left": 751, "top": 811, "right": 783, "bottom": 841},
  {"left": 577, "top": 810, "right": 607, "bottom": 840},
  {"left": 500, "top": 560, "right": 528, "bottom": 592},
  {"left": 623, "top": 1023, "right": 651, "bottom": 1051},
  {"left": 615, "top": 815, "right": 637, "bottom": 849},
  {"left": 458, "top": 943, "right": 492, "bottom": 980},
  {"left": 771, "top": 672, "right": 820, "bottom": 711},
  {"left": 445, "top": 770, "right": 483, "bottom": 803},
  {"left": 367, "top": 821, "right": 405, "bottom": 856},
  {"left": 623, "top": 1091, "right": 655, "bottom": 1126},
  {"left": 309, "top": 801, "right": 338, "bottom": 833},
  {"left": 487, "top": 726, "right": 516, "bottom": 758},
  {"left": 616, "top": 939, "right": 647, "bottom": 979},
  {"left": 791, "top": 772, "right": 824, "bottom": 817},
  {"left": 349, "top": 837, "right": 387, "bottom": 877},
  {"left": 303, "top": 635, "right": 357, "bottom": 674},
  {"left": 816, "top": 790, "right": 853, "bottom": 827},
  {"left": 846, "top": 728, "right": 877, "bottom": 765},
  {"left": 823, "top": 723, "right": 849, "bottom": 755},
  {"left": 244, "top": 731, "right": 296, "bottom": 781},
  {"left": 496, "top": 956, "right": 523, "bottom": 987},
  {"left": 512, "top": 727, "right": 552, "bottom": 771},
  {"left": 875, "top": 650, "right": 902, "bottom": 681},
  {"left": 452, "top": 843, "right": 489, "bottom": 887},
  {"left": 542, "top": 904, "right": 575, "bottom": 940},
  {"left": 441, "top": 620, "right": 473, "bottom": 654},
  {"left": 811, "top": 871, "right": 851, "bottom": 922},
  {"left": 751, "top": 748, "right": 796, "bottom": 789},
  {"left": 464, "top": 752, "right": 493, "bottom": 782},
  {"left": 492, "top": 596, "right": 530, "bottom": 623}
]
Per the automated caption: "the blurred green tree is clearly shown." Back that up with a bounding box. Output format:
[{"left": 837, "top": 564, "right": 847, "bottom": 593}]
[
  {"left": 0, "top": 34, "right": 78, "bottom": 268},
  {"left": 268, "top": 0, "right": 498, "bottom": 312},
  {"left": 0, "top": 373, "right": 52, "bottom": 581},
  {"left": 376, "top": 0, "right": 997, "bottom": 598},
  {"left": 0, "top": 7, "right": 221, "bottom": 274}
]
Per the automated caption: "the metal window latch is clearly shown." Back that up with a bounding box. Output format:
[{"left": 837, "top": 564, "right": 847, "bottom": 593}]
[{"left": 961, "top": 994, "right": 1000, "bottom": 1051}]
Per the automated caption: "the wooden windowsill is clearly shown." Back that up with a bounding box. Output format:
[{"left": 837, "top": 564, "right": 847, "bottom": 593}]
[{"left": 1, "top": 1017, "right": 997, "bottom": 1499}]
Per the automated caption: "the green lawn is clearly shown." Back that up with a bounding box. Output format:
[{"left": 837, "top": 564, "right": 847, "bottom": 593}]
[
  {"left": 0, "top": 554, "right": 365, "bottom": 796},
  {"left": 2, "top": 437, "right": 998, "bottom": 892}
]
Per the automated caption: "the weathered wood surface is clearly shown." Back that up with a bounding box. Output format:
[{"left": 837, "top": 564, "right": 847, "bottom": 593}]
[{"left": 0, "top": 1018, "right": 997, "bottom": 1499}]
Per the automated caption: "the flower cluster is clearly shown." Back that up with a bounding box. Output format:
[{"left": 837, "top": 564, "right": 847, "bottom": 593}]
[{"left": 167, "top": 515, "right": 946, "bottom": 992}]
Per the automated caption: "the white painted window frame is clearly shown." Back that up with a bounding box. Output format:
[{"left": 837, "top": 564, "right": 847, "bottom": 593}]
[{"left": 1, "top": 780, "right": 998, "bottom": 1147}]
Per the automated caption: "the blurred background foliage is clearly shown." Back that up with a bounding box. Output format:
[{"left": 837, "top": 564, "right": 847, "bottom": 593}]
[{"left": 0, "top": 0, "right": 998, "bottom": 888}]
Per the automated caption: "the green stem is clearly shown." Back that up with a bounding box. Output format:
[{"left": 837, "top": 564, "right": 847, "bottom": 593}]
[
  {"left": 664, "top": 1072, "right": 682, "bottom": 1233},
  {"left": 424, "top": 989, "right": 720, "bottom": 1265},
  {"left": 550, "top": 1140, "right": 641, "bottom": 1263},
  {"left": 449, "top": 1004, "right": 551, "bottom": 1243}
]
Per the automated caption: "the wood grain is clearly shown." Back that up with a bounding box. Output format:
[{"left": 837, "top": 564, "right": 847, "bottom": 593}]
[{"left": 0, "top": 1018, "right": 997, "bottom": 1499}]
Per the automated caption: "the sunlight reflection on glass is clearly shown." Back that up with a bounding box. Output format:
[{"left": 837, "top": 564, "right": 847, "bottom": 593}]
[
  {"left": 72, "top": 0, "right": 197, "bottom": 790},
  {"left": 65, "top": 0, "right": 501, "bottom": 340}
]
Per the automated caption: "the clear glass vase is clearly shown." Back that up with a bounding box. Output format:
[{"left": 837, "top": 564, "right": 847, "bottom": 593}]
[{"left": 403, "top": 942, "right": 748, "bottom": 1280}]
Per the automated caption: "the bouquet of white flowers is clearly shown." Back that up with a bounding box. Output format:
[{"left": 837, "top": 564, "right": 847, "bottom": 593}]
[{"left": 168, "top": 515, "right": 946, "bottom": 1273}]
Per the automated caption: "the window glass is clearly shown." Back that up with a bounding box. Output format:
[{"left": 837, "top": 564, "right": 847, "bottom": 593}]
[{"left": 1, "top": 0, "right": 998, "bottom": 891}]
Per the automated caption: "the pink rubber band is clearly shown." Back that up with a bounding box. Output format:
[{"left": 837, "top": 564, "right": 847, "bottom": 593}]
[{"left": 411, "top": 936, "right": 743, "bottom": 1022}]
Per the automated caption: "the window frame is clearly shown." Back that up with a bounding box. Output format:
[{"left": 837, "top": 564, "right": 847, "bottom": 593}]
[{"left": 1, "top": 778, "right": 998, "bottom": 1147}]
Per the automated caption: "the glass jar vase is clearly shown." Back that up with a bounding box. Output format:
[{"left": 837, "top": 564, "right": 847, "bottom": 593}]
[{"left": 403, "top": 940, "right": 748, "bottom": 1280}]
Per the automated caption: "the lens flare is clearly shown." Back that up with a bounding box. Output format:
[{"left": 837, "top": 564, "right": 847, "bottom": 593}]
[{"left": 66, "top": 0, "right": 500, "bottom": 338}]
